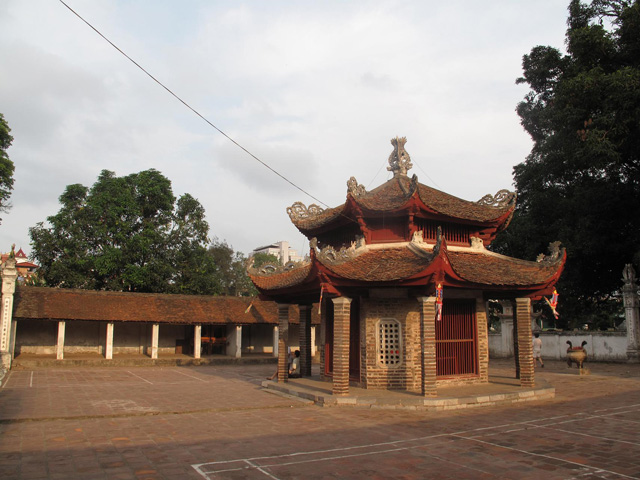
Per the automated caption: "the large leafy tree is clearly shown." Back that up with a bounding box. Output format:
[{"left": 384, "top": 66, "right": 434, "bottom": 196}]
[
  {"left": 30, "top": 169, "right": 218, "bottom": 294},
  {"left": 494, "top": 0, "right": 640, "bottom": 328},
  {"left": 207, "top": 239, "right": 257, "bottom": 296},
  {"left": 0, "top": 113, "right": 15, "bottom": 222}
]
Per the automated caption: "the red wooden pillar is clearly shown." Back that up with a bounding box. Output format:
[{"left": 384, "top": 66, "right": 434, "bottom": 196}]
[
  {"left": 331, "top": 297, "right": 351, "bottom": 396},
  {"left": 515, "top": 298, "right": 535, "bottom": 387},
  {"left": 277, "top": 303, "right": 290, "bottom": 382},
  {"left": 418, "top": 296, "right": 437, "bottom": 397},
  {"left": 299, "top": 305, "right": 312, "bottom": 377}
]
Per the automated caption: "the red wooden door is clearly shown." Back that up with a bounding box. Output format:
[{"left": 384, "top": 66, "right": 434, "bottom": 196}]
[{"left": 435, "top": 299, "right": 478, "bottom": 377}]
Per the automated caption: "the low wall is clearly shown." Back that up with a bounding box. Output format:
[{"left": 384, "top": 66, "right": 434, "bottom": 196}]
[{"left": 489, "top": 331, "right": 628, "bottom": 362}]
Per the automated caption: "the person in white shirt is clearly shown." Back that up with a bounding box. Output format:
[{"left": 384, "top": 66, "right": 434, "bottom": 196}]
[
  {"left": 289, "top": 350, "right": 301, "bottom": 378},
  {"left": 533, "top": 332, "right": 544, "bottom": 368}
]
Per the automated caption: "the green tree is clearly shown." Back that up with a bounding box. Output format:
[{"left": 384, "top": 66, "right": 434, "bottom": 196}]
[
  {"left": 493, "top": 0, "right": 640, "bottom": 328},
  {"left": 207, "top": 239, "right": 256, "bottom": 296},
  {"left": 30, "top": 169, "right": 216, "bottom": 294},
  {"left": 252, "top": 252, "right": 280, "bottom": 268},
  {"left": 0, "top": 113, "right": 15, "bottom": 222}
]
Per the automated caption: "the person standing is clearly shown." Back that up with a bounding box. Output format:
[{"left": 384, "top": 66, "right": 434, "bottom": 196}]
[{"left": 533, "top": 332, "right": 544, "bottom": 368}]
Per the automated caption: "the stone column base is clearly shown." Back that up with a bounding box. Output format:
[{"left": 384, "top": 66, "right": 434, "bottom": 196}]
[{"left": 0, "top": 352, "right": 11, "bottom": 370}]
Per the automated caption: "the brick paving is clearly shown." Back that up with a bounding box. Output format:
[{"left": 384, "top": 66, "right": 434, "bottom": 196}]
[{"left": 0, "top": 359, "right": 639, "bottom": 479}]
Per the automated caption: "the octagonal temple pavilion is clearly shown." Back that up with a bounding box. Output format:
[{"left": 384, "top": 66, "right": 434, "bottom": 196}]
[{"left": 248, "top": 137, "right": 565, "bottom": 397}]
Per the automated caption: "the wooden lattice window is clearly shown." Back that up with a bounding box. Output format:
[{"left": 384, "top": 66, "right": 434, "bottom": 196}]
[{"left": 377, "top": 319, "right": 402, "bottom": 366}]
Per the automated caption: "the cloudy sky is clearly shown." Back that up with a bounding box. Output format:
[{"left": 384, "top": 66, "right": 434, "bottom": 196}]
[{"left": 0, "top": 0, "right": 570, "bottom": 258}]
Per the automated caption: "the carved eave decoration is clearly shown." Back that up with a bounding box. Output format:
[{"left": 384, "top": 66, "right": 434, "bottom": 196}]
[
  {"left": 347, "top": 177, "right": 366, "bottom": 197},
  {"left": 247, "top": 259, "right": 311, "bottom": 277},
  {"left": 535, "top": 241, "right": 565, "bottom": 265},
  {"left": 312, "top": 236, "right": 367, "bottom": 266},
  {"left": 286, "top": 202, "right": 325, "bottom": 222},
  {"left": 476, "top": 189, "right": 517, "bottom": 209}
]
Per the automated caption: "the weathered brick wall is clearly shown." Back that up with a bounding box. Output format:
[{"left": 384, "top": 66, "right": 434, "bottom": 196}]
[{"left": 361, "top": 298, "right": 422, "bottom": 392}]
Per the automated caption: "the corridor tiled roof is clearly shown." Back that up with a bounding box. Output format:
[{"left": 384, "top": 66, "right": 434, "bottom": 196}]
[{"left": 13, "top": 286, "right": 319, "bottom": 325}]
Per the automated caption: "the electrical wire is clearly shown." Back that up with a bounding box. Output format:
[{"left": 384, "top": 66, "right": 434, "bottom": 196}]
[{"left": 58, "top": 0, "right": 331, "bottom": 209}]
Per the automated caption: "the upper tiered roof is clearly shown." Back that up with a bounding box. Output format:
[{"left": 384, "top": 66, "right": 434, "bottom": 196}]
[
  {"left": 249, "top": 137, "right": 565, "bottom": 303},
  {"left": 287, "top": 137, "right": 516, "bottom": 242}
]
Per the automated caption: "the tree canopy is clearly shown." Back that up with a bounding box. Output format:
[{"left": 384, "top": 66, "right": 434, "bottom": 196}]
[
  {"left": 0, "top": 113, "right": 15, "bottom": 222},
  {"left": 30, "top": 169, "right": 219, "bottom": 294},
  {"left": 493, "top": 0, "right": 640, "bottom": 328}
]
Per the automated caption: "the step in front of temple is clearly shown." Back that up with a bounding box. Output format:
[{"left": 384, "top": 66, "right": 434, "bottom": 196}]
[{"left": 262, "top": 377, "right": 555, "bottom": 410}]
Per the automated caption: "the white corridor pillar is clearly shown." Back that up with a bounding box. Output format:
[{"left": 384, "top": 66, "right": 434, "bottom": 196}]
[
  {"left": 56, "top": 321, "right": 66, "bottom": 360},
  {"left": 151, "top": 323, "right": 159, "bottom": 359},
  {"left": 105, "top": 323, "right": 114, "bottom": 360},
  {"left": 194, "top": 324, "right": 202, "bottom": 359}
]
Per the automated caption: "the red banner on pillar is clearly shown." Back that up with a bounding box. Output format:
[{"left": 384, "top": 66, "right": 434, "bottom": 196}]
[{"left": 435, "top": 283, "right": 443, "bottom": 321}]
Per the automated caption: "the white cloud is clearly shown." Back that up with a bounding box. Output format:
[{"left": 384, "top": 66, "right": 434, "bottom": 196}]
[{"left": 0, "top": 0, "right": 569, "bottom": 257}]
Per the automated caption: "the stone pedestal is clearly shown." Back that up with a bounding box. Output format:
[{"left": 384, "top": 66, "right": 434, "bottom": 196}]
[
  {"left": 0, "top": 257, "right": 18, "bottom": 370},
  {"left": 622, "top": 265, "right": 640, "bottom": 362}
]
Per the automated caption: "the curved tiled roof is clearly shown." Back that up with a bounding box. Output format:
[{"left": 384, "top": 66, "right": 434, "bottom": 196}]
[
  {"left": 447, "top": 250, "right": 565, "bottom": 287},
  {"left": 247, "top": 242, "right": 564, "bottom": 293},
  {"left": 248, "top": 263, "right": 314, "bottom": 291},
  {"left": 289, "top": 175, "right": 515, "bottom": 232},
  {"left": 318, "top": 246, "right": 432, "bottom": 282}
]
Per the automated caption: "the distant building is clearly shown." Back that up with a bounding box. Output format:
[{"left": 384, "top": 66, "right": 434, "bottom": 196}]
[
  {"left": 250, "top": 241, "right": 304, "bottom": 265},
  {"left": 1, "top": 247, "right": 38, "bottom": 282}
]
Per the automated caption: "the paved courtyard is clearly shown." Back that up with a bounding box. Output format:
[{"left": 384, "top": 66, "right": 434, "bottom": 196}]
[{"left": 1, "top": 359, "right": 639, "bottom": 480}]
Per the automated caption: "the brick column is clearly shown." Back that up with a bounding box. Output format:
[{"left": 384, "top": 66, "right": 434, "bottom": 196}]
[
  {"left": 151, "top": 323, "right": 159, "bottom": 359},
  {"left": 331, "top": 297, "right": 351, "bottom": 396},
  {"left": 277, "top": 304, "right": 289, "bottom": 382},
  {"left": 476, "top": 297, "right": 489, "bottom": 382},
  {"left": 194, "top": 324, "right": 202, "bottom": 359},
  {"left": 319, "top": 300, "right": 327, "bottom": 381},
  {"left": 56, "top": 321, "right": 66, "bottom": 360},
  {"left": 105, "top": 322, "right": 114, "bottom": 360},
  {"left": 299, "top": 305, "right": 312, "bottom": 377},
  {"left": 418, "top": 296, "right": 437, "bottom": 397},
  {"left": 515, "top": 298, "right": 534, "bottom": 387}
]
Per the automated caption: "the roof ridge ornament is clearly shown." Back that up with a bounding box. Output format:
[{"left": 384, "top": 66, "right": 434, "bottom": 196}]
[
  {"left": 387, "top": 136, "right": 412, "bottom": 177},
  {"left": 287, "top": 201, "right": 325, "bottom": 221},
  {"left": 476, "top": 189, "right": 516, "bottom": 208}
]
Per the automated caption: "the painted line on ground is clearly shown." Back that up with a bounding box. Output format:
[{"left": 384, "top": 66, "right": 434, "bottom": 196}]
[
  {"left": 172, "top": 368, "right": 208, "bottom": 382},
  {"left": 452, "top": 434, "right": 638, "bottom": 480},
  {"left": 126, "top": 370, "right": 153, "bottom": 385},
  {"left": 1, "top": 370, "right": 11, "bottom": 388},
  {"left": 193, "top": 404, "right": 640, "bottom": 480}
]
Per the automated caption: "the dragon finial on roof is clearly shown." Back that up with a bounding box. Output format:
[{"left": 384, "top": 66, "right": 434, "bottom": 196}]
[{"left": 387, "top": 136, "right": 412, "bottom": 177}]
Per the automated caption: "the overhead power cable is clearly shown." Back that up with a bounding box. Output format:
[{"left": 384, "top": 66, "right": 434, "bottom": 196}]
[{"left": 58, "top": 0, "right": 330, "bottom": 209}]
